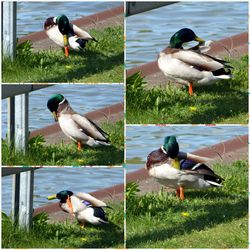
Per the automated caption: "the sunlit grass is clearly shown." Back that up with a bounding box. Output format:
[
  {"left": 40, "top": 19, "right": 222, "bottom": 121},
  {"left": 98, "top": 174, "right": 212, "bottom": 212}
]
[
  {"left": 2, "top": 121, "right": 124, "bottom": 166},
  {"left": 2, "top": 201, "right": 124, "bottom": 248},
  {"left": 126, "top": 160, "right": 248, "bottom": 248},
  {"left": 126, "top": 55, "right": 248, "bottom": 124},
  {"left": 2, "top": 26, "right": 124, "bottom": 83}
]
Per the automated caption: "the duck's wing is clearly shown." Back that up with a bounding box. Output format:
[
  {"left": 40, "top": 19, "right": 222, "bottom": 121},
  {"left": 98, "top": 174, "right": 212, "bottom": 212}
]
[
  {"left": 71, "top": 114, "right": 109, "bottom": 142},
  {"left": 189, "top": 40, "right": 213, "bottom": 53},
  {"left": 76, "top": 192, "right": 107, "bottom": 207},
  {"left": 171, "top": 50, "right": 228, "bottom": 71},
  {"left": 71, "top": 23, "right": 96, "bottom": 41},
  {"left": 45, "top": 25, "right": 64, "bottom": 47},
  {"left": 183, "top": 163, "right": 224, "bottom": 184}
]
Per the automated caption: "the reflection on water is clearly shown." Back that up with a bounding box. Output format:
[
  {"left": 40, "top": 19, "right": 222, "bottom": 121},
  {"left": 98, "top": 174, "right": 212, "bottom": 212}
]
[
  {"left": 2, "top": 84, "right": 123, "bottom": 138},
  {"left": 126, "top": 2, "right": 248, "bottom": 68},
  {"left": 2, "top": 167, "right": 124, "bottom": 214},
  {"left": 17, "top": 2, "right": 122, "bottom": 36},
  {"left": 126, "top": 125, "right": 248, "bottom": 172}
]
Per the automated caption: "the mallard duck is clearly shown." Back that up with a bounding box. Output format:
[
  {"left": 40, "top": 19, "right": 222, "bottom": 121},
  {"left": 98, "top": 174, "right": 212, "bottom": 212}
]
[
  {"left": 44, "top": 14, "right": 97, "bottom": 56},
  {"left": 47, "top": 94, "right": 110, "bottom": 150},
  {"left": 48, "top": 190, "right": 109, "bottom": 227},
  {"left": 145, "top": 136, "right": 223, "bottom": 200},
  {"left": 158, "top": 28, "right": 232, "bottom": 95}
]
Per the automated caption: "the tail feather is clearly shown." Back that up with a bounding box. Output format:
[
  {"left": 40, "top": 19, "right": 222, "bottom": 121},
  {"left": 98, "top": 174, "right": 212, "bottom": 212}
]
[{"left": 206, "top": 180, "right": 223, "bottom": 187}]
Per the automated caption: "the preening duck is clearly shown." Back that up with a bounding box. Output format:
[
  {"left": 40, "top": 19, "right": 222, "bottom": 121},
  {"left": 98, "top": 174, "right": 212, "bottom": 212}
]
[
  {"left": 44, "top": 14, "right": 97, "bottom": 56},
  {"left": 158, "top": 28, "right": 232, "bottom": 95},
  {"left": 47, "top": 94, "right": 110, "bottom": 150},
  {"left": 48, "top": 190, "right": 109, "bottom": 227},
  {"left": 145, "top": 136, "right": 223, "bottom": 200}
]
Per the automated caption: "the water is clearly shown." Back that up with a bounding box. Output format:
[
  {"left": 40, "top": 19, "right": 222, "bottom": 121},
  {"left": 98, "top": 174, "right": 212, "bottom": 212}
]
[
  {"left": 2, "top": 167, "right": 124, "bottom": 214},
  {"left": 2, "top": 84, "right": 123, "bottom": 138},
  {"left": 17, "top": 1, "right": 122, "bottom": 37},
  {"left": 126, "top": 2, "right": 248, "bottom": 68},
  {"left": 126, "top": 125, "right": 248, "bottom": 172}
]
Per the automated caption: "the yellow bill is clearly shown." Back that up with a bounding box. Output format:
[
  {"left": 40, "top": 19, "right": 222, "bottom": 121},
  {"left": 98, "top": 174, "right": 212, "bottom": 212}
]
[
  {"left": 195, "top": 36, "right": 205, "bottom": 44},
  {"left": 52, "top": 111, "right": 58, "bottom": 122},
  {"left": 47, "top": 194, "right": 57, "bottom": 200}
]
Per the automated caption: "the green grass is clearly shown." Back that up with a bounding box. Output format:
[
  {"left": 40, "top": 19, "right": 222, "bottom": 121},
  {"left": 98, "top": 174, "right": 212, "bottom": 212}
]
[
  {"left": 126, "top": 160, "right": 248, "bottom": 248},
  {"left": 2, "top": 202, "right": 124, "bottom": 248},
  {"left": 2, "top": 26, "right": 124, "bottom": 83},
  {"left": 126, "top": 55, "right": 248, "bottom": 124},
  {"left": 2, "top": 121, "right": 124, "bottom": 166}
]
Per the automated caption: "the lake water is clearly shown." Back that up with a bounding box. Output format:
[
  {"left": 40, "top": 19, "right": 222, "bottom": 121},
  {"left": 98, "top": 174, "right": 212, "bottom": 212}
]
[
  {"left": 126, "top": 125, "right": 248, "bottom": 172},
  {"left": 2, "top": 167, "right": 124, "bottom": 214},
  {"left": 2, "top": 84, "right": 123, "bottom": 138},
  {"left": 126, "top": 2, "right": 248, "bottom": 68},
  {"left": 16, "top": 1, "right": 122, "bottom": 37}
]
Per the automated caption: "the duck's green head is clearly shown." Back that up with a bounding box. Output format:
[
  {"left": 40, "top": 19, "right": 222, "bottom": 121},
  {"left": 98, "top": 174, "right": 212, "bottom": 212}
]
[
  {"left": 163, "top": 136, "right": 179, "bottom": 158},
  {"left": 55, "top": 14, "right": 70, "bottom": 35},
  {"left": 47, "top": 190, "right": 73, "bottom": 202},
  {"left": 169, "top": 28, "right": 205, "bottom": 48},
  {"left": 47, "top": 94, "right": 65, "bottom": 122}
]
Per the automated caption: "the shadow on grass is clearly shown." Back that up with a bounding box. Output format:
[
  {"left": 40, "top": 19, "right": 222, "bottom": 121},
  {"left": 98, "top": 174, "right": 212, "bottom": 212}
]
[
  {"left": 2, "top": 219, "right": 123, "bottom": 248},
  {"left": 126, "top": 194, "right": 247, "bottom": 247},
  {"left": 178, "top": 83, "right": 247, "bottom": 124},
  {"left": 36, "top": 49, "right": 124, "bottom": 83}
]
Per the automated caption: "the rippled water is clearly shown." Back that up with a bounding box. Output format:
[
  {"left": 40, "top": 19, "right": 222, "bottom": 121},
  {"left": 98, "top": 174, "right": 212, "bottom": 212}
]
[
  {"left": 16, "top": 1, "right": 122, "bottom": 36},
  {"left": 2, "top": 167, "right": 124, "bottom": 214},
  {"left": 126, "top": 125, "right": 248, "bottom": 172},
  {"left": 2, "top": 84, "right": 123, "bottom": 138},
  {"left": 126, "top": 2, "right": 248, "bottom": 68}
]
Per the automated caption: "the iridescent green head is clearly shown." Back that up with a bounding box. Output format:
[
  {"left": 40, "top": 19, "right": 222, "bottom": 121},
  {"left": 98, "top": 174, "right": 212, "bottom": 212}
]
[
  {"left": 47, "top": 190, "right": 73, "bottom": 202},
  {"left": 163, "top": 136, "right": 179, "bottom": 158},
  {"left": 169, "top": 28, "right": 205, "bottom": 48},
  {"left": 56, "top": 14, "right": 70, "bottom": 35},
  {"left": 56, "top": 190, "right": 73, "bottom": 201},
  {"left": 47, "top": 94, "right": 65, "bottom": 121}
]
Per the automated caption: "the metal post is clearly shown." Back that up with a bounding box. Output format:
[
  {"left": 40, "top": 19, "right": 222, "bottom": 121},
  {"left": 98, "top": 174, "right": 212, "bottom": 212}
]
[
  {"left": 2, "top": 1, "right": 17, "bottom": 60},
  {"left": 19, "top": 170, "right": 34, "bottom": 230},
  {"left": 15, "top": 93, "right": 29, "bottom": 152},
  {"left": 12, "top": 173, "right": 20, "bottom": 223},
  {"left": 7, "top": 97, "right": 15, "bottom": 148},
  {"left": 126, "top": 2, "right": 178, "bottom": 16}
]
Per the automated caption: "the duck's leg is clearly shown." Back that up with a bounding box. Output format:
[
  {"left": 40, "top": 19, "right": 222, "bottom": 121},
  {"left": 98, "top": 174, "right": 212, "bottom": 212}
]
[
  {"left": 179, "top": 186, "right": 185, "bottom": 200},
  {"left": 63, "top": 34, "right": 69, "bottom": 57},
  {"left": 188, "top": 82, "right": 193, "bottom": 96},
  {"left": 176, "top": 188, "right": 180, "bottom": 198},
  {"left": 77, "top": 141, "right": 82, "bottom": 151}
]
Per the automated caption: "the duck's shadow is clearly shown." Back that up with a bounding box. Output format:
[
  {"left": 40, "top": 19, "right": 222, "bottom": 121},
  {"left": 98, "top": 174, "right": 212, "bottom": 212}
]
[
  {"left": 126, "top": 190, "right": 248, "bottom": 248},
  {"left": 38, "top": 49, "right": 124, "bottom": 83},
  {"left": 166, "top": 78, "right": 247, "bottom": 124}
]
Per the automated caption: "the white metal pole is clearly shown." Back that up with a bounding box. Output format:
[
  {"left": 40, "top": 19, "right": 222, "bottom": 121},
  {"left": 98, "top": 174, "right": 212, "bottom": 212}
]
[
  {"left": 15, "top": 93, "right": 29, "bottom": 152},
  {"left": 19, "top": 170, "right": 34, "bottom": 230},
  {"left": 2, "top": 1, "right": 17, "bottom": 60}
]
